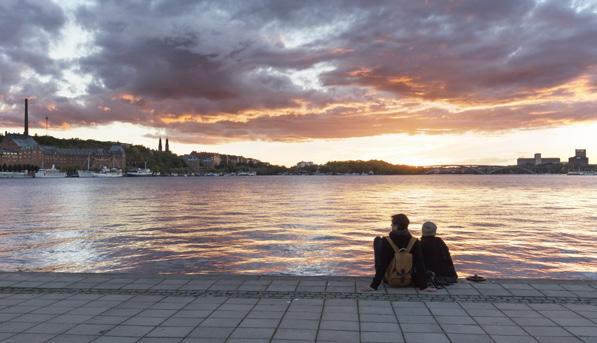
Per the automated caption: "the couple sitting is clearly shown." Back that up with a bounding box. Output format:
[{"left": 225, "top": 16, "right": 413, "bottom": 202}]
[{"left": 368, "top": 213, "right": 457, "bottom": 291}]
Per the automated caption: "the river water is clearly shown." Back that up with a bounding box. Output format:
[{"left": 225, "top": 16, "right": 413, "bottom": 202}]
[{"left": 0, "top": 175, "right": 595, "bottom": 279}]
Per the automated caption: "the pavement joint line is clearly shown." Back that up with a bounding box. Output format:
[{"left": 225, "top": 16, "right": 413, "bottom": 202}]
[
  {"left": 1, "top": 287, "right": 596, "bottom": 305},
  {"left": 269, "top": 294, "right": 293, "bottom": 342}
]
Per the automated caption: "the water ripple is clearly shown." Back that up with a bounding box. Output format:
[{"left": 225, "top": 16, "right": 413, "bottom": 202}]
[{"left": 0, "top": 175, "right": 596, "bottom": 279}]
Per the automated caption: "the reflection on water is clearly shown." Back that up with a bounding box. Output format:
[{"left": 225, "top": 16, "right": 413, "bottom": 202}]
[{"left": 0, "top": 175, "right": 596, "bottom": 279}]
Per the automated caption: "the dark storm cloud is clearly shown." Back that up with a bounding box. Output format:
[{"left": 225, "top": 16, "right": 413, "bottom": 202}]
[
  {"left": 0, "top": 0, "right": 65, "bottom": 98},
  {"left": 1, "top": 0, "right": 596, "bottom": 142}
]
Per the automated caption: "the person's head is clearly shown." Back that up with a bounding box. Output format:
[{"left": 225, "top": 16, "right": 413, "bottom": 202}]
[
  {"left": 391, "top": 214, "right": 410, "bottom": 231},
  {"left": 422, "top": 221, "right": 437, "bottom": 237}
]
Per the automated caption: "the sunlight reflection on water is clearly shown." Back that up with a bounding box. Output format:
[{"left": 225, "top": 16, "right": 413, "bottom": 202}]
[{"left": 0, "top": 175, "right": 595, "bottom": 279}]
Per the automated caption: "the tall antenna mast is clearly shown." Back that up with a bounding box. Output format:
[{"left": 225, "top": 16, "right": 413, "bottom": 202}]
[{"left": 45, "top": 116, "right": 48, "bottom": 136}]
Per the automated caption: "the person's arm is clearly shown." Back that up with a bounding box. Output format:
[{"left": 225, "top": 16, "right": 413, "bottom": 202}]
[
  {"left": 441, "top": 239, "right": 458, "bottom": 279},
  {"left": 412, "top": 241, "right": 427, "bottom": 289},
  {"left": 370, "top": 236, "right": 392, "bottom": 290}
]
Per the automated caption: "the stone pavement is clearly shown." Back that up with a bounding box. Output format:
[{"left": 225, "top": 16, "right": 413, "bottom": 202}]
[{"left": 0, "top": 272, "right": 596, "bottom": 343}]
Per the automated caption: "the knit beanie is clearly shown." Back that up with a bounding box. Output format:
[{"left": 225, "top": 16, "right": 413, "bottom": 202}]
[{"left": 422, "top": 221, "right": 437, "bottom": 237}]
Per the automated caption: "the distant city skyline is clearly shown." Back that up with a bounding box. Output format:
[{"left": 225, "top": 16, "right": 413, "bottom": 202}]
[{"left": 1, "top": 1, "right": 596, "bottom": 167}]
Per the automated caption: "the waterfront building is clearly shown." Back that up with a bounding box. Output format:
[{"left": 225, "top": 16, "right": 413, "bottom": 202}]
[
  {"left": 568, "top": 149, "right": 589, "bottom": 170},
  {"left": 296, "top": 161, "right": 315, "bottom": 168},
  {"left": 182, "top": 152, "right": 222, "bottom": 171},
  {"left": 517, "top": 153, "right": 560, "bottom": 167},
  {"left": 0, "top": 100, "right": 126, "bottom": 171},
  {"left": 0, "top": 134, "right": 126, "bottom": 170}
]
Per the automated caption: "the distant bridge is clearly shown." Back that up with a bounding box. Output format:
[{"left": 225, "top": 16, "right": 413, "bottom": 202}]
[{"left": 424, "top": 165, "right": 535, "bottom": 174}]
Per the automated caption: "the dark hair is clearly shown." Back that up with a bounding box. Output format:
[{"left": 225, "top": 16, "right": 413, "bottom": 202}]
[{"left": 391, "top": 214, "right": 410, "bottom": 230}]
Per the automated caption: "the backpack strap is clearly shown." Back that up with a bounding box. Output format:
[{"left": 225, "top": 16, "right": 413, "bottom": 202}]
[
  {"left": 405, "top": 237, "right": 417, "bottom": 253},
  {"left": 385, "top": 236, "right": 400, "bottom": 253}
]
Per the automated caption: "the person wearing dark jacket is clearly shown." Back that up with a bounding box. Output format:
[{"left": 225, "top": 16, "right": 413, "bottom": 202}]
[
  {"left": 420, "top": 221, "right": 458, "bottom": 284},
  {"left": 368, "top": 214, "right": 427, "bottom": 290}
]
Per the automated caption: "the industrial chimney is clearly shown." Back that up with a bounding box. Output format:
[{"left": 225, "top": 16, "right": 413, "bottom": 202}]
[{"left": 24, "top": 98, "right": 29, "bottom": 136}]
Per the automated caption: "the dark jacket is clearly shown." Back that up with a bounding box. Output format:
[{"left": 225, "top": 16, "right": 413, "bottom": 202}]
[
  {"left": 420, "top": 236, "right": 457, "bottom": 280},
  {"left": 370, "top": 230, "right": 427, "bottom": 290}
]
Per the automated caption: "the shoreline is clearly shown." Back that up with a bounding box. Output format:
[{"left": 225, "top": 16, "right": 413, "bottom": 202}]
[{"left": 2, "top": 271, "right": 596, "bottom": 283}]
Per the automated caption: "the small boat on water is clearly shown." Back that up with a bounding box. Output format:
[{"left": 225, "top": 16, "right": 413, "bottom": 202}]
[
  {"left": 77, "top": 170, "right": 94, "bottom": 178},
  {"left": 237, "top": 171, "right": 257, "bottom": 176},
  {"left": 0, "top": 171, "right": 32, "bottom": 178},
  {"left": 127, "top": 162, "right": 152, "bottom": 177},
  {"left": 567, "top": 171, "right": 596, "bottom": 176},
  {"left": 127, "top": 168, "right": 152, "bottom": 176},
  {"left": 35, "top": 165, "right": 66, "bottom": 178},
  {"left": 93, "top": 166, "right": 123, "bottom": 178}
]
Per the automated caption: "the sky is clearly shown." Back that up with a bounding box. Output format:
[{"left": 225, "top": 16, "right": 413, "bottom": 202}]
[{"left": 0, "top": 0, "right": 596, "bottom": 166}]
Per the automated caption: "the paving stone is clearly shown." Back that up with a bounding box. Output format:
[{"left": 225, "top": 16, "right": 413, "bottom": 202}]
[
  {"left": 361, "top": 331, "right": 404, "bottom": 343},
  {"left": 239, "top": 318, "right": 281, "bottom": 328},
  {"left": 435, "top": 316, "right": 476, "bottom": 325},
  {"left": 317, "top": 329, "right": 360, "bottom": 343},
  {"left": 534, "top": 338, "right": 583, "bottom": 343},
  {"left": 1, "top": 333, "right": 55, "bottom": 343},
  {"left": 230, "top": 327, "right": 275, "bottom": 339},
  {"left": 396, "top": 315, "right": 435, "bottom": 324},
  {"left": 491, "top": 335, "right": 538, "bottom": 343},
  {"left": 106, "top": 325, "right": 155, "bottom": 337},
  {"left": 121, "top": 316, "right": 166, "bottom": 326},
  {"left": 279, "top": 319, "right": 320, "bottom": 330},
  {"left": 188, "top": 326, "right": 234, "bottom": 338},
  {"left": 146, "top": 326, "right": 194, "bottom": 338},
  {"left": 319, "top": 320, "right": 359, "bottom": 331},
  {"left": 26, "top": 322, "right": 75, "bottom": 334},
  {"left": 138, "top": 338, "right": 183, "bottom": 343},
  {"left": 360, "top": 322, "right": 401, "bottom": 332},
  {"left": 510, "top": 317, "right": 556, "bottom": 326},
  {"left": 482, "top": 325, "right": 528, "bottom": 336},
  {"left": 447, "top": 333, "right": 494, "bottom": 343},
  {"left": 66, "top": 324, "right": 114, "bottom": 336},
  {"left": 404, "top": 332, "right": 450, "bottom": 343},
  {"left": 525, "top": 326, "right": 573, "bottom": 337},
  {"left": 200, "top": 317, "right": 243, "bottom": 328},
  {"left": 565, "top": 327, "right": 597, "bottom": 337},
  {"left": 359, "top": 314, "right": 397, "bottom": 323},
  {"left": 401, "top": 323, "right": 442, "bottom": 333},
  {"left": 92, "top": 336, "right": 139, "bottom": 343},
  {"left": 85, "top": 315, "right": 128, "bottom": 325},
  {"left": 321, "top": 312, "right": 358, "bottom": 321},
  {"left": 160, "top": 317, "right": 202, "bottom": 327},
  {"left": 273, "top": 328, "right": 317, "bottom": 341},
  {"left": 0, "top": 321, "right": 38, "bottom": 333},
  {"left": 210, "top": 310, "right": 250, "bottom": 319},
  {"left": 440, "top": 324, "right": 485, "bottom": 334},
  {"left": 46, "top": 334, "right": 98, "bottom": 343},
  {"left": 248, "top": 311, "right": 288, "bottom": 319}
]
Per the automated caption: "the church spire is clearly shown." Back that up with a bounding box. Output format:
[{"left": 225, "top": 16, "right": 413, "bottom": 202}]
[{"left": 158, "top": 137, "right": 162, "bottom": 152}]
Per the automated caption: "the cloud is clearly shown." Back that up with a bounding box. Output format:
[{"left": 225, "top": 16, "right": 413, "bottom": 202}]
[{"left": 0, "top": 0, "right": 596, "bottom": 144}]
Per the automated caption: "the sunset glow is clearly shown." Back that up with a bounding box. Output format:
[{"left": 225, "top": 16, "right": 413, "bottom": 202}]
[{"left": 0, "top": 0, "right": 596, "bottom": 165}]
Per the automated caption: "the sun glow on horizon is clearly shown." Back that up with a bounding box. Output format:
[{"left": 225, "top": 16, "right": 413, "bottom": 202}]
[{"left": 5, "top": 120, "right": 596, "bottom": 168}]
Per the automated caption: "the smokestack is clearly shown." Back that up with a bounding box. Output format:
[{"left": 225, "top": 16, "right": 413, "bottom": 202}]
[{"left": 24, "top": 98, "right": 29, "bottom": 136}]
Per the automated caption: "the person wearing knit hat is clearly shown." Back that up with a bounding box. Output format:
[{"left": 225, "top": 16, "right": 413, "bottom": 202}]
[
  {"left": 422, "top": 221, "right": 437, "bottom": 237},
  {"left": 420, "top": 221, "right": 458, "bottom": 285}
]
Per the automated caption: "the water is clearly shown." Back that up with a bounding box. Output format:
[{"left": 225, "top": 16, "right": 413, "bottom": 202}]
[{"left": 0, "top": 175, "right": 595, "bottom": 279}]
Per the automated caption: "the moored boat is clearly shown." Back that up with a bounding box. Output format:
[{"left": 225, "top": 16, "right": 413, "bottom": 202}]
[
  {"left": 0, "top": 171, "right": 32, "bottom": 178},
  {"left": 93, "top": 166, "right": 123, "bottom": 177},
  {"left": 126, "top": 162, "right": 152, "bottom": 176},
  {"left": 35, "top": 165, "right": 66, "bottom": 178}
]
